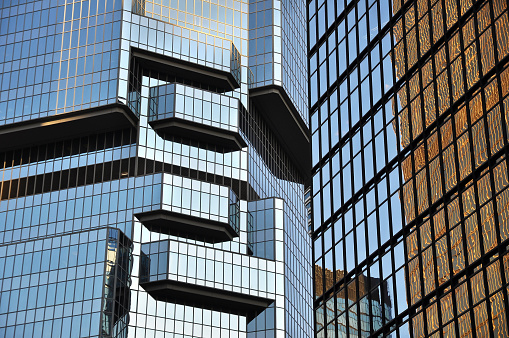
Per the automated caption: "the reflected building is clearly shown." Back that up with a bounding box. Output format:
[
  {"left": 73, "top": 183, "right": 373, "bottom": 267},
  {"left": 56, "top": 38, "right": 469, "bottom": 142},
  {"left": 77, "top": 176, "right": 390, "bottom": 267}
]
[
  {"left": 0, "top": 0, "right": 312, "bottom": 337},
  {"left": 314, "top": 266, "right": 392, "bottom": 336},
  {"left": 309, "top": 0, "right": 509, "bottom": 336}
]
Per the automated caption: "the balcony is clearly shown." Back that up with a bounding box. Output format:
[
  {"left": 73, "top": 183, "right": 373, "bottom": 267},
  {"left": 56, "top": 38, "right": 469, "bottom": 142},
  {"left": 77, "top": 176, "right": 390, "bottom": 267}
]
[
  {"left": 140, "top": 279, "right": 272, "bottom": 321},
  {"left": 139, "top": 242, "right": 274, "bottom": 321},
  {"left": 131, "top": 40, "right": 241, "bottom": 93},
  {"left": 148, "top": 83, "right": 246, "bottom": 151},
  {"left": 135, "top": 173, "right": 240, "bottom": 243},
  {"left": 0, "top": 103, "right": 138, "bottom": 152}
]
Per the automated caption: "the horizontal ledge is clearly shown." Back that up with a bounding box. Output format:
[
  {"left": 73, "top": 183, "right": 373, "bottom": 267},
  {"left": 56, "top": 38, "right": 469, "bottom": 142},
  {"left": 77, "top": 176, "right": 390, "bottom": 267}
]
[
  {"left": 249, "top": 85, "right": 311, "bottom": 183},
  {"left": 0, "top": 103, "right": 138, "bottom": 152},
  {"left": 132, "top": 48, "right": 240, "bottom": 92},
  {"left": 135, "top": 209, "right": 238, "bottom": 243},
  {"left": 149, "top": 117, "right": 247, "bottom": 152},
  {"left": 140, "top": 279, "right": 273, "bottom": 322}
]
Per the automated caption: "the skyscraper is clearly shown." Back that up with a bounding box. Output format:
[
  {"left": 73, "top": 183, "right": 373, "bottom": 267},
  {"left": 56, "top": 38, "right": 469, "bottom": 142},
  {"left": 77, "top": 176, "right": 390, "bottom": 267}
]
[
  {"left": 0, "top": 0, "right": 312, "bottom": 337},
  {"left": 310, "top": 0, "right": 509, "bottom": 336}
]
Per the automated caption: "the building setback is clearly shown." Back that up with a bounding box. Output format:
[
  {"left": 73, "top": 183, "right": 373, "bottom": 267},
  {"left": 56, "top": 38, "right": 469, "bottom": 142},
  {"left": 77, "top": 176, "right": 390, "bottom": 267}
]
[
  {"left": 309, "top": 0, "right": 509, "bottom": 336},
  {"left": 0, "top": 0, "right": 313, "bottom": 337}
]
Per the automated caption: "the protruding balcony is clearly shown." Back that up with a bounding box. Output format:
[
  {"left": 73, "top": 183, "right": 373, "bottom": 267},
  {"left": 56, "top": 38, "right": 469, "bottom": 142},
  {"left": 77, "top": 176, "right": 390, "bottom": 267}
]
[
  {"left": 131, "top": 37, "right": 241, "bottom": 92},
  {"left": 0, "top": 103, "right": 138, "bottom": 152},
  {"left": 141, "top": 279, "right": 272, "bottom": 320},
  {"left": 135, "top": 173, "right": 240, "bottom": 243},
  {"left": 148, "top": 84, "right": 246, "bottom": 151},
  {"left": 139, "top": 242, "right": 274, "bottom": 321}
]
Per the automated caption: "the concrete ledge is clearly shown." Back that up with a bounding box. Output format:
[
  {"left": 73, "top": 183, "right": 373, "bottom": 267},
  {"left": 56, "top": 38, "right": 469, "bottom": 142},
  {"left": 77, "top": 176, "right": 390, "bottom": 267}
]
[
  {"left": 0, "top": 103, "right": 138, "bottom": 151},
  {"left": 249, "top": 85, "right": 311, "bottom": 182},
  {"left": 135, "top": 209, "right": 238, "bottom": 243},
  {"left": 140, "top": 279, "right": 273, "bottom": 322}
]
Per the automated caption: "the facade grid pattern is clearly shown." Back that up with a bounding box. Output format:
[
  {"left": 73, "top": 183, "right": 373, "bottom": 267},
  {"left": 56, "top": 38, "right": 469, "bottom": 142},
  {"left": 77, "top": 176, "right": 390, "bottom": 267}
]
[
  {"left": 310, "top": 0, "right": 509, "bottom": 336},
  {"left": 0, "top": 0, "right": 312, "bottom": 337}
]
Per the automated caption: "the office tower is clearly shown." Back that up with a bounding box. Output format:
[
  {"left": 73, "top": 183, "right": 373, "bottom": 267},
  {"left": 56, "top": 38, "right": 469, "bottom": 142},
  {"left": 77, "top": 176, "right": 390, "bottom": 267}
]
[
  {"left": 0, "top": 0, "right": 312, "bottom": 337},
  {"left": 309, "top": 0, "right": 509, "bottom": 336}
]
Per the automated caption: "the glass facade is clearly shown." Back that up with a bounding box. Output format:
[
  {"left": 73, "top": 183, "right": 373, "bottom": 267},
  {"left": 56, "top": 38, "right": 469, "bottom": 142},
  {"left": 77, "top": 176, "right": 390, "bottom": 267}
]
[
  {"left": 0, "top": 0, "right": 312, "bottom": 337},
  {"left": 310, "top": 0, "right": 509, "bottom": 336}
]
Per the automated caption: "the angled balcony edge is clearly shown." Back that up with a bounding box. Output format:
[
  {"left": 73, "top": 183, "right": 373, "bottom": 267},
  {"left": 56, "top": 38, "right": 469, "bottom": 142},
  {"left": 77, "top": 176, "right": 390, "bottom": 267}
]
[
  {"left": 135, "top": 209, "right": 238, "bottom": 243},
  {"left": 140, "top": 279, "right": 273, "bottom": 322},
  {"left": 132, "top": 48, "right": 240, "bottom": 92},
  {"left": 249, "top": 85, "right": 311, "bottom": 182},
  {"left": 0, "top": 103, "right": 138, "bottom": 152},
  {"left": 149, "top": 117, "right": 247, "bottom": 152}
]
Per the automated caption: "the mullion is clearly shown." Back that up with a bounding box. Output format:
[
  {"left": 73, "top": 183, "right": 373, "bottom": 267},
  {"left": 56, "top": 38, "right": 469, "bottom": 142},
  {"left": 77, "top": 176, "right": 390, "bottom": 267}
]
[
  {"left": 461, "top": 92, "right": 485, "bottom": 338},
  {"left": 471, "top": 5, "right": 498, "bottom": 335},
  {"left": 400, "top": 1, "right": 430, "bottom": 334},
  {"left": 365, "top": 115, "right": 378, "bottom": 335},
  {"left": 449, "top": 2, "right": 469, "bottom": 335},
  {"left": 415, "top": 0, "right": 443, "bottom": 330},
  {"left": 448, "top": 9, "right": 477, "bottom": 335},
  {"left": 432, "top": 0, "right": 460, "bottom": 333}
]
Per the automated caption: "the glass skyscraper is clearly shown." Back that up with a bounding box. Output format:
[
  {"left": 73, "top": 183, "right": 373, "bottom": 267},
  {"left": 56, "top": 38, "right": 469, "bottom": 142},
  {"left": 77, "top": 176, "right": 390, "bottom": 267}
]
[
  {"left": 310, "top": 0, "right": 509, "bottom": 336},
  {"left": 0, "top": 0, "right": 313, "bottom": 337}
]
